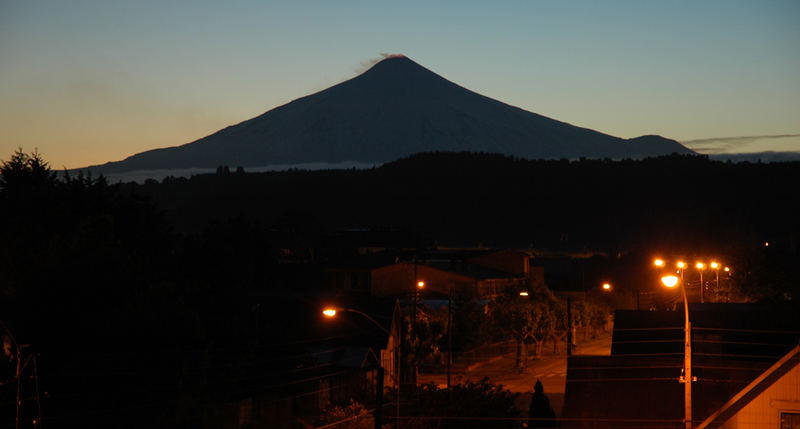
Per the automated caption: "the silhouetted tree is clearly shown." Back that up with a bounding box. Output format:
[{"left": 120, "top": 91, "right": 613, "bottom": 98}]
[
  {"left": 451, "top": 287, "right": 488, "bottom": 355},
  {"left": 0, "top": 147, "right": 55, "bottom": 192},
  {"left": 402, "top": 309, "right": 446, "bottom": 375},
  {"left": 528, "top": 379, "right": 556, "bottom": 427},
  {"left": 489, "top": 289, "right": 539, "bottom": 371}
]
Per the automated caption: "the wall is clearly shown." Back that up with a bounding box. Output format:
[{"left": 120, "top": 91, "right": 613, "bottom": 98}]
[{"left": 721, "top": 360, "right": 800, "bottom": 428}]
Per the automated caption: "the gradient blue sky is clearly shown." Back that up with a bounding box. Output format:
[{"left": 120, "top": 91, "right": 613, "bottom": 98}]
[{"left": 1, "top": 0, "right": 799, "bottom": 168}]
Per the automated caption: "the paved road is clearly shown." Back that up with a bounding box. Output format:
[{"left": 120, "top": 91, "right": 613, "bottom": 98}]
[{"left": 418, "top": 330, "right": 612, "bottom": 417}]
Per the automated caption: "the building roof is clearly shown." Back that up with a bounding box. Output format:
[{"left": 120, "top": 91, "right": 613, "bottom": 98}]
[
  {"left": 311, "top": 346, "right": 377, "bottom": 368},
  {"left": 563, "top": 304, "right": 800, "bottom": 427},
  {"left": 612, "top": 305, "right": 800, "bottom": 360},
  {"left": 562, "top": 355, "right": 772, "bottom": 428},
  {"left": 422, "top": 260, "right": 523, "bottom": 280},
  {"left": 697, "top": 345, "right": 800, "bottom": 428}
]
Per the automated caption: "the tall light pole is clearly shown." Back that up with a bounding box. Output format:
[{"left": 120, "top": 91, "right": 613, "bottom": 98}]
[
  {"left": 710, "top": 262, "right": 721, "bottom": 300},
  {"left": 677, "top": 261, "right": 686, "bottom": 283},
  {"left": 695, "top": 262, "right": 705, "bottom": 303},
  {"left": 723, "top": 266, "right": 731, "bottom": 302},
  {"left": 323, "top": 307, "right": 392, "bottom": 429},
  {"left": 662, "top": 275, "right": 693, "bottom": 429},
  {"left": 413, "top": 280, "right": 424, "bottom": 320}
]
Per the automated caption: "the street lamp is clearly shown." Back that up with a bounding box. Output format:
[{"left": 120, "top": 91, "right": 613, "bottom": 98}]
[
  {"left": 323, "top": 307, "right": 390, "bottom": 335},
  {"left": 413, "top": 280, "right": 424, "bottom": 319},
  {"left": 695, "top": 262, "right": 705, "bottom": 303},
  {"left": 661, "top": 275, "right": 693, "bottom": 428},
  {"left": 662, "top": 275, "right": 679, "bottom": 288},
  {"left": 676, "top": 261, "right": 686, "bottom": 283},
  {"left": 323, "top": 307, "right": 392, "bottom": 429},
  {"left": 602, "top": 282, "right": 611, "bottom": 291},
  {"left": 710, "top": 262, "right": 720, "bottom": 301},
  {"left": 655, "top": 259, "right": 687, "bottom": 281}
]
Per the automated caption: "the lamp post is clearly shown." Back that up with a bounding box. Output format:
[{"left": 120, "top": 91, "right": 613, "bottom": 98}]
[
  {"left": 677, "top": 261, "right": 686, "bottom": 283},
  {"left": 323, "top": 307, "right": 392, "bottom": 429},
  {"left": 662, "top": 275, "right": 693, "bottom": 429},
  {"left": 695, "top": 262, "right": 705, "bottom": 303},
  {"left": 723, "top": 266, "right": 731, "bottom": 302},
  {"left": 655, "top": 258, "right": 688, "bottom": 285},
  {"left": 710, "top": 262, "right": 721, "bottom": 300},
  {"left": 413, "top": 280, "right": 424, "bottom": 319}
]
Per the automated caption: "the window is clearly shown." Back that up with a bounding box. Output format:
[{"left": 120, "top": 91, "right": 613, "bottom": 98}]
[{"left": 781, "top": 412, "right": 800, "bottom": 429}]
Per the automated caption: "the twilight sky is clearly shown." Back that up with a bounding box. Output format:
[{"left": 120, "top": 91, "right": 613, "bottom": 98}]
[{"left": 1, "top": 1, "right": 799, "bottom": 169}]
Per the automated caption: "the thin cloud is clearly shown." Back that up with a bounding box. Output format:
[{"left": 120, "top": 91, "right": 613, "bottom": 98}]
[
  {"left": 682, "top": 134, "right": 800, "bottom": 153},
  {"left": 353, "top": 53, "right": 405, "bottom": 75}
]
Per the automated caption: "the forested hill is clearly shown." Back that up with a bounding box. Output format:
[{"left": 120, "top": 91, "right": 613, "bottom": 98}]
[{"left": 122, "top": 152, "right": 799, "bottom": 253}]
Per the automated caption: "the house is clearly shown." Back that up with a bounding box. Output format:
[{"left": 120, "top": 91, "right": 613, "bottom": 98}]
[
  {"left": 697, "top": 345, "right": 800, "bottom": 428},
  {"left": 467, "top": 249, "right": 540, "bottom": 281},
  {"left": 327, "top": 249, "right": 543, "bottom": 299},
  {"left": 562, "top": 354, "right": 773, "bottom": 428},
  {"left": 211, "top": 295, "right": 397, "bottom": 429},
  {"left": 561, "top": 304, "right": 800, "bottom": 428},
  {"left": 370, "top": 260, "right": 527, "bottom": 298}
]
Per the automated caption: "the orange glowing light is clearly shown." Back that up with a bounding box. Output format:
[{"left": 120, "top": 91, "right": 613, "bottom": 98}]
[
  {"left": 417, "top": 281, "right": 425, "bottom": 289},
  {"left": 661, "top": 275, "right": 679, "bottom": 288},
  {"left": 677, "top": 261, "right": 686, "bottom": 269},
  {"left": 710, "top": 262, "right": 720, "bottom": 269},
  {"left": 696, "top": 262, "right": 705, "bottom": 270},
  {"left": 322, "top": 308, "right": 337, "bottom": 317},
  {"left": 519, "top": 291, "right": 529, "bottom": 296},
  {"left": 602, "top": 283, "right": 611, "bottom": 290},
  {"left": 654, "top": 259, "right": 665, "bottom": 267}
]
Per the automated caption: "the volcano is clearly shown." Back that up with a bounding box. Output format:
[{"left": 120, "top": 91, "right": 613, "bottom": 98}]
[{"left": 90, "top": 56, "right": 692, "bottom": 173}]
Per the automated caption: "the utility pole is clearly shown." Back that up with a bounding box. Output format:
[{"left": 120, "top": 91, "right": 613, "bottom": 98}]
[
  {"left": 1, "top": 320, "right": 23, "bottom": 429},
  {"left": 683, "top": 318, "right": 693, "bottom": 429},
  {"left": 447, "top": 287, "right": 453, "bottom": 388},
  {"left": 374, "top": 366, "right": 383, "bottom": 429},
  {"left": 681, "top": 280, "right": 693, "bottom": 429},
  {"left": 16, "top": 345, "right": 21, "bottom": 429},
  {"left": 413, "top": 257, "right": 418, "bottom": 319},
  {"left": 566, "top": 298, "right": 573, "bottom": 356},
  {"left": 395, "top": 343, "right": 401, "bottom": 429}
]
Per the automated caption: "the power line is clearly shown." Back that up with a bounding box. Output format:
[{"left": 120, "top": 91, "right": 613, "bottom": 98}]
[{"left": 693, "top": 326, "right": 800, "bottom": 335}]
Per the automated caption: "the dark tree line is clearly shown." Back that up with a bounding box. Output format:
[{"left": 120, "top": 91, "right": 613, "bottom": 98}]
[
  {"left": 126, "top": 152, "right": 799, "bottom": 254},
  {"left": 0, "top": 149, "right": 316, "bottom": 427},
  {"left": 125, "top": 151, "right": 800, "bottom": 301}
]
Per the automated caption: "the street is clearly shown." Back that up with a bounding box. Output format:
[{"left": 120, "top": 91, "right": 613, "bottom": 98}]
[{"left": 418, "top": 329, "right": 612, "bottom": 417}]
